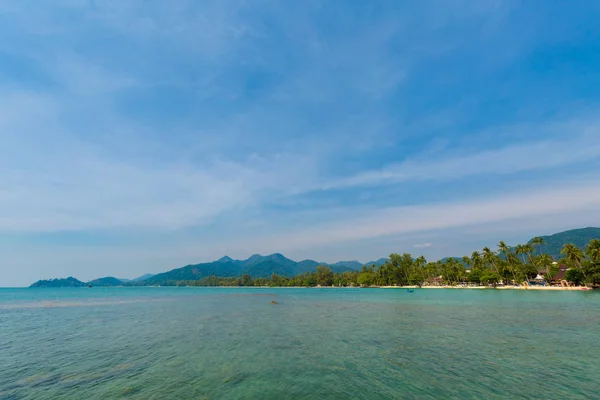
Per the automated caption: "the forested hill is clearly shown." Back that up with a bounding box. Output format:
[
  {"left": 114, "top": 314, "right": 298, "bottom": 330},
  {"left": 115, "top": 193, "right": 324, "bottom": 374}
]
[
  {"left": 29, "top": 273, "right": 156, "bottom": 288},
  {"left": 30, "top": 277, "right": 86, "bottom": 288},
  {"left": 29, "top": 228, "right": 599, "bottom": 287},
  {"left": 141, "top": 254, "right": 383, "bottom": 285},
  {"left": 28, "top": 256, "right": 385, "bottom": 287},
  {"left": 139, "top": 228, "right": 599, "bottom": 285},
  {"left": 87, "top": 277, "right": 124, "bottom": 287},
  {"left": 530, "top": 227, "right": 600, "bottom": 259}
]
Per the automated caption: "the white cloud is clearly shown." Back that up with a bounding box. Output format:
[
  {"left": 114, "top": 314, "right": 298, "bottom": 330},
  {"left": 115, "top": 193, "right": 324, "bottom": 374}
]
[
  {"left": 322, "top": 120, "right": 600, "bottom": 189},
  {"left": 414, "top": 243, "right": 432, "bottom": 248},
  {"left": 239, "top": 180, "right": 600, "bottom": 251},
  {"left": 0, "top": 127, "right": 318, "bottom": 232},
  {"left": 2, "top": 0, "right": 600, "bottom": 288}
]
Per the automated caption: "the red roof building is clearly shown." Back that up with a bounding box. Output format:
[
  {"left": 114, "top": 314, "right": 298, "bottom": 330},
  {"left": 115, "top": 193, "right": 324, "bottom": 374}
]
[{"left": 552, "top": 265, "right": 569, "bottom": 282}]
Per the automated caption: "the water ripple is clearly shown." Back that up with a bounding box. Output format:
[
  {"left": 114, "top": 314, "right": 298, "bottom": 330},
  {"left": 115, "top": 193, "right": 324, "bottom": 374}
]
[{"left": 0, "top": 288, "right": 598, "bottom": 399}]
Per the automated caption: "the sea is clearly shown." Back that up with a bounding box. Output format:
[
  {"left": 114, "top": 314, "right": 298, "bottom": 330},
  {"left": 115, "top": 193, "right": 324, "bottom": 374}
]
[{"left": 1, "top": 287, "right": 598, "bottom": 399}]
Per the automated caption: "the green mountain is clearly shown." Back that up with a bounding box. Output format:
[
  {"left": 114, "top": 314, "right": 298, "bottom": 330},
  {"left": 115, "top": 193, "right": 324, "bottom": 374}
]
[
  {"left": 365, "top": 258, "right": 389, "bottom": 266},
  {"left": 30, "top": 276, "right": 124, "bottom": 288},
  {"left": 142, "top": 253, "right": 361, "bottom": 285},
  {"left": 119, "top": 273, "right": 156, "bottom": 283},
  {"left": 144, "top": 261, "right": 241, "bottom": 284},
  {"left": 30, "top": 277, "right": 86, "bottom": 288},
  {"left": 131, "top": 273, "right": 155, "bottom": 282},
  {"left": 295, "top": 259, "right": 321, "bottom": 274},
  {"left": 328, "top": 261, "right": 363, "bottom": 270},
  {"left": 529, "top": 227, "right": 600, "bottom": 259},
  {"left": 29, "top": 255, "right": 388, "bottom": 287},
  {"left": 242, "top": 253, "right": 298, "bottom": 277},
  {"left": 296, "top": 260, "right": 360, "bottom": 274},
  {"left": 31, "top": 227, "right": 600, "bottom": 287},
  {"left": 87, "top": 277, "right": 123, "bottom": 286}
]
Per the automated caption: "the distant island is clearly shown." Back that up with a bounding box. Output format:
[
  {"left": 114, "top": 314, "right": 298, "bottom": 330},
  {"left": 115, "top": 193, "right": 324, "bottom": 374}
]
[
  {"left": 30, "top": 227, "right": 600, "bottom": 289},
  {"left": 30, "top": 277, "right": 88, "bottom": 288},
  {"left": 30, "top": 273, "right": 155, "bottom": 288}
]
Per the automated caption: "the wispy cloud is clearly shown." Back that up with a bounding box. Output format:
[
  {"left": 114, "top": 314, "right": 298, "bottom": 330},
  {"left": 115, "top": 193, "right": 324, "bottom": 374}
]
[
  {"left": 1, "top": 0, "right": 600, "bottom": 286},
  {"left": 414, "top": 243, "right": 433, "bottom": 249},
  {"left": 322, "top": 120, "right": 600, "bottom": 189},
  {"left": 0, "top": 102, "right": 320, "bottom": 232},
  {"left": 237, "top": 180, "right": 600, "bottom": 252}
]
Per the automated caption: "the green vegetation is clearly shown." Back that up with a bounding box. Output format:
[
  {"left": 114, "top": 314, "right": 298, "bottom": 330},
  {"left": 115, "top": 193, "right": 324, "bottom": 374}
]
[
  {"left": 126, "top": 238, "right": 600, "bottom": 288},
  {"left": 30, "top": 276, "right": 124, "bottom": 288},
  {"left": 29, "top": 228, "right": 600, "bottom": 289},
  {"left": 29, "top": 277, "right": 86, "bottom": 288},
  {"left": 87, "top": 277, "right": 124, "bottom": 286},
  {"left": 141, "top": 253, "right": 370, "bottom": 285},
  {"left": 529, "top": 227, "right": 600, "bottom": 259}
]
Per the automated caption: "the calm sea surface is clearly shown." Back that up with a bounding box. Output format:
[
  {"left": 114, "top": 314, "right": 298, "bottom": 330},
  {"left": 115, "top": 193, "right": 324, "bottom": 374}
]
[{"left": 1, "top": 287, "right": 598, "bottom": 399}]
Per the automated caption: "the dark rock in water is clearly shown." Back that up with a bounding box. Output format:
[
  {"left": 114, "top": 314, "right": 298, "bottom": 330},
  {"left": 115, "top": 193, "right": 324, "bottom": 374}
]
[
  {"left": 121, "top": 387, "right": 141, "bottom": 396},
  {"left": 30, "top": 374, "right": 62, "bottom": 388},
  {"left": 270, "top": 300, "right": 278, "bottom": 305},
  {"left": 222, "top": 372, "right": 248, "bottom": 385}
]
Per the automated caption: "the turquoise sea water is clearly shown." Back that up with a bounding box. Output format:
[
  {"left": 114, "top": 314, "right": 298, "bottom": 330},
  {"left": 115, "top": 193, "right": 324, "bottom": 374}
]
[{"left": 1, "top": 287, "right": 598, "bottom": 399}]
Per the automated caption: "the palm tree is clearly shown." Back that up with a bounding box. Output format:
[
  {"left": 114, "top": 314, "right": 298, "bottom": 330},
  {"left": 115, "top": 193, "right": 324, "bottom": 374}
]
[
  {"left": 537, "top": 253, "right": 554, "bottom": 283},
  {"left": 531, "top": 236, "right": 546, "bottom": 255},
  {"left": 515, "top": 244, "right": 528, "bottom": 264},
  {"left": 471, "top": 251, "right": 483, "bottom": 270},
  {"left": 415, "top": 256, "right": 427, "bottom": 286},
  {"left": 462, "top": 256, "right": 472, "bottom": 269},
  {"left": 498, "top": 241, "right": 510, "bottom": 257},
  {"left": 497, "top": 241, "right": 518, "bottom": 283},
  {"left": 585, "top": 239, "right": 600, "bottom": 263},
  {"left": 561, "top": 243, "right": 584, "bottom": 268},
  {"left": 537, "top": 253, "right": 553, "bottom": 268},
  {"left": 524, "top": 243, "right": 535, "bottom": 265},
  {"left": 482, "top": 247, "right": 500, "bottom": 277}
]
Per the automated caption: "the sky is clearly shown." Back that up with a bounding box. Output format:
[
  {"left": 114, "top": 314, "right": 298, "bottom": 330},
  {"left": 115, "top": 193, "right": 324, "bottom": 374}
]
[{"left": 1, "top": 0, "right": 600, "bottom": 286}]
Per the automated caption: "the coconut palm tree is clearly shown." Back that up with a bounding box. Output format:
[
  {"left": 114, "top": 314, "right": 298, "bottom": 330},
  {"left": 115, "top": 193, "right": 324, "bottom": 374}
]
[
  {"left": 531, "top": 236, "right": 546, "bottom": 256},
  {"left": 471, "top": 251, "right": 483, "bottom": 270},
  {"left": 482, "top": 247, "right": 500, "bottom": 276},
  {"left": 498, "top": 241, "right": 510, "bottom": 257},
  {"left": 561, "top": 243, "right": 584, "bottom": 268},
  {"left": 414, "top": 255, "right": 428, "bottom": 285},
  {"left": 537, "top": 253, "right": 554, "bottom": 283},
  {"left": 497, "top": 241, "right": 518, "bottom": 283},
  {"left": 524, "top": 243, "right": 535, "bottom": 265},
  {"left": 515, "top": 244, "right": 528, "bottom": 264},
  {"left": 462, "top": 256, "right": 472, "bottom": 268},
  {"left": 585, "top": 239, "right": 600, "bottom": 263}
]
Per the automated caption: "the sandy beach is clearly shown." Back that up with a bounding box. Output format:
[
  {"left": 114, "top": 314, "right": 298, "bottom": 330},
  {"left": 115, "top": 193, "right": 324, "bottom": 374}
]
[{"left": 377, "top": 285, "right": 596, "bottom": 291}]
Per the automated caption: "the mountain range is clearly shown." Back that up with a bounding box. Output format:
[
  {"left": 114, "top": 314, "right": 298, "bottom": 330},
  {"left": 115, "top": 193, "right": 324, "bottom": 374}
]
[
  {"left": 141, "top": 254, "right": 388, "bottom": 285},
  {"left": 29, "top": 273, "right": 155, "bottom": 288},
  {"left": 528, "top": 227, "right": 600, "bottom": 259},
  {"left": 118, "top": 273, "right": 156, "bottom": 283},
  {"left": 29, "top": 227, "right": 599, "bottom": 287}
]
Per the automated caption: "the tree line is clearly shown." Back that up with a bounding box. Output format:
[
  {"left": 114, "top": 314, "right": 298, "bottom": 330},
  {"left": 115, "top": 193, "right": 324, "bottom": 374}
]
[{"left": 130, "top": 239, "right": 600, "bottom": 288}]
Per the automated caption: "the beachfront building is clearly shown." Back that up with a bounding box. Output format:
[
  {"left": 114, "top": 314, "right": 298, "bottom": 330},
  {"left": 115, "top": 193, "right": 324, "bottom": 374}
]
[
  {"left": 552, "top": 265, "right": 569, "bottom": 285},
  {"left": 528, "top": 271, "right": 547, "bottom": 286},
  {"left": 424, "top": 275, "right": 444, "bottom": 286}
]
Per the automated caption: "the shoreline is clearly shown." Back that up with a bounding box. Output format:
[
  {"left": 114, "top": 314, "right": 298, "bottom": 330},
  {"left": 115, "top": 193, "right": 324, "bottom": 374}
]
[
  {"left": 175, "top": 285, "right": 597, "bottom": 291},
  {"left": 21, "top": 285, "right": 597, "bottom": 291},
  {"left": 377, "top": 285, "right": 595, "bottom": 291},
  {"left": 268, "top": 285, "right": 596, "bottom": 291}
]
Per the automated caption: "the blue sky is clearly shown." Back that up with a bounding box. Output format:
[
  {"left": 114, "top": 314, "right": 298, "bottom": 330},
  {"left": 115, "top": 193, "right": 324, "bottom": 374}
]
[{"left": 1, "top": 1, "right": 600, "bottom": 286}]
